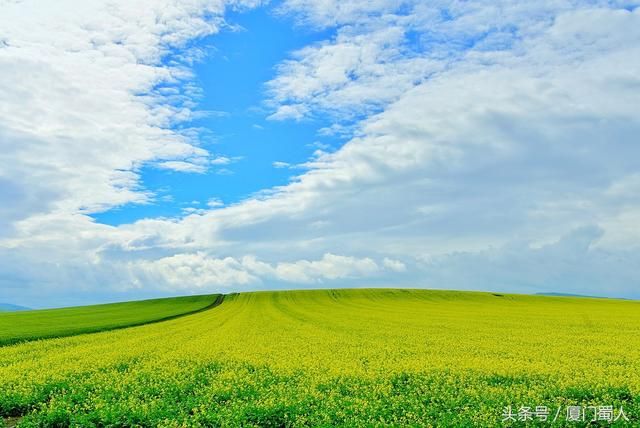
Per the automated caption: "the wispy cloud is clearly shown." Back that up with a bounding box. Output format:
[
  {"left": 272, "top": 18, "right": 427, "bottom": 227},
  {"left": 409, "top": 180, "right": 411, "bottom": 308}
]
[{"left": 272, "top": 161, "right": 291, "bottom": 169}]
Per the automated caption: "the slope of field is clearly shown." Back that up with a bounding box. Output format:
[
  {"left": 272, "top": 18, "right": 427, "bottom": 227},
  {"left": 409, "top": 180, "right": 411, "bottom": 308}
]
[
  {"left": 0, "top": 294, "right": 220, "bottom": 346},
  {"left": 1, "top": 289, "right": 639, "bottom": 427}
]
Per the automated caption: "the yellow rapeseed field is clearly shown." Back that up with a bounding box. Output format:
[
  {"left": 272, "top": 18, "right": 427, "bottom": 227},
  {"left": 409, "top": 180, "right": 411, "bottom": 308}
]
[{"left": 1, "top": 289, "right": 639, "bottom": 426}]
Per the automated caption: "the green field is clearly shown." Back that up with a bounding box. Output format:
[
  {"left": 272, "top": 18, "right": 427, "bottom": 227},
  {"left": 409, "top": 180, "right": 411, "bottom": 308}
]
[
  {"left": 0, "top": 294, "right": 220, "bottom": 346},
  {"left": 1, "top": 289, "right": 639, "bottom": 427}
]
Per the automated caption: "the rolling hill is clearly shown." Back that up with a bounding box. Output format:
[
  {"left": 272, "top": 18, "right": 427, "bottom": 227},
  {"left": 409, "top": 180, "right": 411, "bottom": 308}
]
[
  {"left": 1, "top": 288, "right": 638, "bottom": 426},
  {"left": 0, "top": 294, "right": 220, "bottom": 346}
]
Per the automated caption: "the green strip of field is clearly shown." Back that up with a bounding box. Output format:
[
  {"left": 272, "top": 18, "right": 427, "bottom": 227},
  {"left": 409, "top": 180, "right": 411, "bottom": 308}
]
[{"left": 0, "top": 294, "right": 220, "bottom": 346}]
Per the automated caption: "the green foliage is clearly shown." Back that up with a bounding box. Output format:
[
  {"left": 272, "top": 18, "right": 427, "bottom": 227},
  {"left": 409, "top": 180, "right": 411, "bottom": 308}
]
[{"left": 0, "top": 294, "right": 220, "bottom": 345}]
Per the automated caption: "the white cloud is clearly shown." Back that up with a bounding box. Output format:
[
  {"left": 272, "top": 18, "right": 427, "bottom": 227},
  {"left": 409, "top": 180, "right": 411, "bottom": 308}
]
[
  {"left": 267, "top": 103, "right": 309, "bottom": 121},
  {"left": 0, "top": 0, "right": 251, "bottom": 233},
  {"left": 272, "top": 161, "right": 291, "bottom": 169},
  {"left": 271, "top": 253, "right": 381, "bottom": 283},
  {"left": 182, "top": 207, "right": 207, "bottom": 215},
  {"left": 210, "top": 156, "right": 233, "bottom": 165},
  {"left": 268, "top": 1, "right": 639, "bottom": 122},
  {"left": 276, "top": 0, "right": 411, "bottom": 29},
  {"left": 266, "top": 24, "right": 441, "bottom": 121},
  {"left": 122, "top": 252, "right": 390, "bottom": 291},
  {"left": 207, "top": 198, "right": 225, "bottom": 208},
  {"left": 155, "top": 155, "right": 235, "bottom": 173},
  {"left": 383, "top": 258, "right": 406, "bottom": 273},
  {"left": 133, "top": 253, "right": 258, "bottom": 290},
  {"left": 156, "top": 160, "right": 208, "bottom": 173}
]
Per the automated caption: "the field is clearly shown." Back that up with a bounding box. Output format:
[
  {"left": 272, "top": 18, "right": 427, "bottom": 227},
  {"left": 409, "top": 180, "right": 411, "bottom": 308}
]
[
  {"left": 1, "top": 289, "right": 639, "bottom": 427},
  {"left": 0, "top": 294, "right": 220, "bottom": 346}
]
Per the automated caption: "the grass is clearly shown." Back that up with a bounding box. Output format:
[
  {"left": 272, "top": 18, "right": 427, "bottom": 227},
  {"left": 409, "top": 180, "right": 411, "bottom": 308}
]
[
  {"left": 0, "top": 294, "right": 220, "bottom": 346},
  {"left": 1, "top": 288, "right": 639, "bottom": 426}
]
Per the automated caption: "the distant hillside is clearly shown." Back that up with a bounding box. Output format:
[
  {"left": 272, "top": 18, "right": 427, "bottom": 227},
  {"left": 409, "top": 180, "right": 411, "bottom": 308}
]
[
  {"left": 0, "top": 303, "right": 30, "bottom": 312},
  {"left": 0, "top": 294, "right": 220, "bottom": 346},
  {"left": 535, "top": 292, "right": 627, "bottom": 300}
]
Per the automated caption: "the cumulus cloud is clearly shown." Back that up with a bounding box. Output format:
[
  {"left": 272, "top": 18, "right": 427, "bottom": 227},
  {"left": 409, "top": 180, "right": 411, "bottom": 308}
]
[
  {"left": 272, "top": 253, "right": 381, "bottom": 283},
  {"left": 140, "top": 252, "right": 386, "bottom": 288},
  {"left": 133, "top": 253, "right": 258, "bottom": 290},
  {"left": 0, "top": 0, "right": 248, "bottom": 234},
  {"left": 267, "top": 1, "right": 637, "bottom": 122}
]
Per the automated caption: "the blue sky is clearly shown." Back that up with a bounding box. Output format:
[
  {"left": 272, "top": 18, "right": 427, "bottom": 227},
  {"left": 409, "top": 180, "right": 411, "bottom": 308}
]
[
  {"left": 1, "top": 0, "right": 640, "bottom": 307},
  {"left": 94, "top": 7, "right": 342, "bottom": 225}
]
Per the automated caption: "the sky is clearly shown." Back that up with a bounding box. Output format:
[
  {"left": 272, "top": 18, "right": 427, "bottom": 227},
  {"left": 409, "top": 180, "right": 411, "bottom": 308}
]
[{"left": 1, "top": 0, "right": 639, "bottom": 308}]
